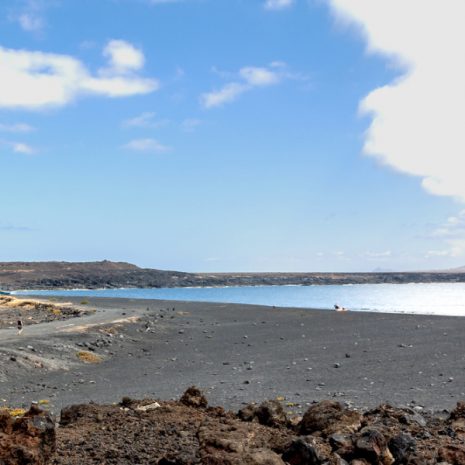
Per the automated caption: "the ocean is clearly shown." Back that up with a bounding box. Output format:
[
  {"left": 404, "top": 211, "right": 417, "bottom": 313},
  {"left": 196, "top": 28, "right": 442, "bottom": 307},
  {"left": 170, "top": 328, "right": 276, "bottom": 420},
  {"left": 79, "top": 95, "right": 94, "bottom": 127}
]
[{"left": 13, "top": 282, "right": 465, "bottom": 316}]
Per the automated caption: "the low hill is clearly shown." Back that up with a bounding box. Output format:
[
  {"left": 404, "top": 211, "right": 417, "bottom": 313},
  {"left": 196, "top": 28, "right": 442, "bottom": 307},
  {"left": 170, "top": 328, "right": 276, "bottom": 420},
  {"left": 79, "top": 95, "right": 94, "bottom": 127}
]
[{"left": 1, "top": 260, "right": 465, "bottom": 291}]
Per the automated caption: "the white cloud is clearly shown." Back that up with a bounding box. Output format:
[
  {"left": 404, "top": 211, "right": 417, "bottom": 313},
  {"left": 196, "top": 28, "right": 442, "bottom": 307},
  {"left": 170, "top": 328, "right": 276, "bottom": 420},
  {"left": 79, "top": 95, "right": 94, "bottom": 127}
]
[
  {"left": 12, "top": 142, "right": 36, "bottom": 154},
  {"left": 124, "top": 138, "right": 171, "bottom": 153},
  {"left": 9, "top": 0, "right": 52, "bottom": 33},
  {"left": 123, "top": 112, "right": 169, "bottom": 129},
  {"left": 426, "top": 211, "right": 465, "bottom": 258},
  {"left": 264, "top": 0, "right": 294, "bottom": 10},
  {"left": 201, "top": 82, "right": 248, "bottom": 109},
  {"left": 0, "top": 41, "right": 158, "bottom": 110},
  {"left": 425, "top": 242, "right": 465, "bottom": 259},
  {"left": 239, "top": 67, "right": 281, "bottom": 86},
  {"left": 102, "top": 40, "right": 145, "bottom": 74},
  {"left": 0, "top": 123, "right": 35, "bottom": 133},
  {"left": 432, "top": 210, "right": 465, "bottom": 239},
  {"left": 201, "top": 63, "right": 294, "bottom": 108},
  {"left": 327, "top": 0, "right": 465, "bottom": 203}
]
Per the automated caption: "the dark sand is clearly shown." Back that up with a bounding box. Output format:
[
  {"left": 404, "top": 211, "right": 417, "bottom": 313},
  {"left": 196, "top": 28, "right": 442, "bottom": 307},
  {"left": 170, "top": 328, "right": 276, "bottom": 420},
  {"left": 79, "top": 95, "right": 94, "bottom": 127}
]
[{"left": 2, "top": 296, "right": 465, "bottom": 414}]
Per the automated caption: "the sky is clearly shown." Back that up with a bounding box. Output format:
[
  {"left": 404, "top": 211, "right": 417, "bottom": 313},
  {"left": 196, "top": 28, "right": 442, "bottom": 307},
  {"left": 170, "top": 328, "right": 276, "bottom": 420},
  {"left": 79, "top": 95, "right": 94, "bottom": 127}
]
[{"left": 1, "top": 0, "right": 464, "bottom": 272}]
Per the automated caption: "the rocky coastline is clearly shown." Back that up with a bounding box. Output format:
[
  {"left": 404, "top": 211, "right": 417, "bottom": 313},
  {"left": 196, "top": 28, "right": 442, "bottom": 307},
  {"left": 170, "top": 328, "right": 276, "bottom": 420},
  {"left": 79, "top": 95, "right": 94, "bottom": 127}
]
[{"left": 1, "top": 261, "right": 465, "bottom": 291}]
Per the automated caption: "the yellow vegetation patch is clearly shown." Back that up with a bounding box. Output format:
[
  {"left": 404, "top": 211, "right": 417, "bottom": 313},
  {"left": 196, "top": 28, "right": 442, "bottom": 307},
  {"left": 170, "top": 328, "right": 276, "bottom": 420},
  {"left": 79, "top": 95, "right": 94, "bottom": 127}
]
[
  {"left": 76, "top": 351, "right": 103, "bottom": 363},
  {"left": 0, "top": 408, "right": 26, "bottom": 417},
  {"left": 0, "top": 296, "right": 72, "bottom": 315},
  {"left": 38, "top": 399, "right": 50, "bottom": 405}
]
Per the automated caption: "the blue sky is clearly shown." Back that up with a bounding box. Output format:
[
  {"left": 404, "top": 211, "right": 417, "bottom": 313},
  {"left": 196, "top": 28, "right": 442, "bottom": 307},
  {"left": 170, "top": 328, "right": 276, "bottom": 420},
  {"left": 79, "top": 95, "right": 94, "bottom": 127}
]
[{"left": 0, "top": 0, "right": 463, "bottom": 272}]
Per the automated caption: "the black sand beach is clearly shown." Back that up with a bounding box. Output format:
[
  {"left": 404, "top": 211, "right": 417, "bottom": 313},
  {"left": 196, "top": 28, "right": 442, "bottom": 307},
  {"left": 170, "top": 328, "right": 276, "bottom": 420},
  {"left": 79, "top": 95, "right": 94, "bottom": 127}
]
[{"left": 2, "top": 296, "right": 465, "bottom": 415}]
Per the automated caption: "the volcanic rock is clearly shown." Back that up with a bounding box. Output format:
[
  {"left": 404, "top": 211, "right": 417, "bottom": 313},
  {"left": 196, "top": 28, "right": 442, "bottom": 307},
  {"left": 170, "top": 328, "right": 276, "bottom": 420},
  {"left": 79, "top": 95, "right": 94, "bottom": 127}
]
[
  {"left": 281, "top": 438, "right": 321, "bottom": 465},
  {"left": 354, "top": 427, "right": 394, "bottom": 465},
  {"left": 300, "top": 401, "right": 362, "bottom": 437},
  {"left": 180, "top": 386, "right": 208, "bottom": 409},
  {"left": 238, "top": 400, "right": 288, "bottom": 428},
  {"left": 0, "top": 405, "right": 55, "bottom": 465}
]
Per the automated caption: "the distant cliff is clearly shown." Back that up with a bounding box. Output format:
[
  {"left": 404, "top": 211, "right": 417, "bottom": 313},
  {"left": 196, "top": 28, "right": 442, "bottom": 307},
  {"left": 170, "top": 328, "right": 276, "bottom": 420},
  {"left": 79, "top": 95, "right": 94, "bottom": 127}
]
[{"left": 1, "top": 260, "right": 465, "bottom": 291}]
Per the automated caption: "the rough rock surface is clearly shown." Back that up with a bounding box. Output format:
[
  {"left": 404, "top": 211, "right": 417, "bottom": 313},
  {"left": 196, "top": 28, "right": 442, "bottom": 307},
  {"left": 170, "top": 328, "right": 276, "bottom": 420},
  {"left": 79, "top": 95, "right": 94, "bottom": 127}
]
[
  {"left": 0, "top": 405, "right": 55, "bottom": 465},
  {"left": 300, "top": 400, "right": 362, "bottom": 436},
  {"left": 52, "top": 393, "right": 465, "bottom": 464},
  {"left": 4, "top": 389, "right": 465, "bottom": 464},
  {"left": 238, "top": 400, "right": 289, "bottom": 428}
]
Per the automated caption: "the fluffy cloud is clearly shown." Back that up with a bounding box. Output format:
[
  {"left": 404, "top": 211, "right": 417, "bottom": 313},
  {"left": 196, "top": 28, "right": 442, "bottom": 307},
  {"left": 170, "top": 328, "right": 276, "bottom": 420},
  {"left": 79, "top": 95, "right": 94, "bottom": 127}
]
[
  {"left": 201, "top": 63, "right": 294, "bottom": 108},
  {"left": 327, "top": 0, "right": 465, "bottom": 203},
  {"left": 0, "top": 40, "right": 158, "bottom": 110},
  {"left": 102, "top": 40, "right": 145, "bottom": 74},
  {"left": 124, "top": 138, "right": 171, "bottom": 153},
  {"left": 264, "top": 0, "right": 294, "bottom": 10}
]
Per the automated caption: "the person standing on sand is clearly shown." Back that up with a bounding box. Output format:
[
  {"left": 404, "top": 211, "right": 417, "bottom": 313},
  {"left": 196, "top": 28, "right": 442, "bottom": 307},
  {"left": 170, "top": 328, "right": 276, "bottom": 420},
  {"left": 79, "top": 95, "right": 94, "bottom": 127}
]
[{"left": 17, "top": 319, "right": 23, "bottom": 335}]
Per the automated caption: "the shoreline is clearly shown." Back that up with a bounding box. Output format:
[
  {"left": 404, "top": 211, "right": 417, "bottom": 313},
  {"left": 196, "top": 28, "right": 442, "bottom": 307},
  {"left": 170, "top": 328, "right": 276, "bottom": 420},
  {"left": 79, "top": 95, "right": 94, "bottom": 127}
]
[
  {"left": 13, "top": 282, "right": 465, "bottom": 318},
  {"left": 2, "top": 296, "right": 465, "bottom": 416},
  {"left": 10, "top": 280, "right": 465, "bottom": 292}
]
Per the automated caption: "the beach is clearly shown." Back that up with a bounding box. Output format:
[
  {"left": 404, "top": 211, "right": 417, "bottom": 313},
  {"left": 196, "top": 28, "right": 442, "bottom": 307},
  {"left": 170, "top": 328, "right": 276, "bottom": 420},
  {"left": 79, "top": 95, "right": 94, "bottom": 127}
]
[{"left": 1, "top": 295, "right": 465, "bottom": 415}]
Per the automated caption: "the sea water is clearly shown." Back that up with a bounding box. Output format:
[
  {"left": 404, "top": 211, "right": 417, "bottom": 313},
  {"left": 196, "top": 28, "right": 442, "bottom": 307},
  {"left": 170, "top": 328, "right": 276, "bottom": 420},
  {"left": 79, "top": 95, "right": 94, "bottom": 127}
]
[{"left": 13, "top": 282, "right": 465, "bottom": 316}]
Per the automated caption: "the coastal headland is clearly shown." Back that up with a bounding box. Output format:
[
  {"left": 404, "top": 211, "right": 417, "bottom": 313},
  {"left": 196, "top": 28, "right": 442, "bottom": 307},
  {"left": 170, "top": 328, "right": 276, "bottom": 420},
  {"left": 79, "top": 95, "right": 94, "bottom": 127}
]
[{"left": 1, "top": 260, "right": 465, "bottom": 291}]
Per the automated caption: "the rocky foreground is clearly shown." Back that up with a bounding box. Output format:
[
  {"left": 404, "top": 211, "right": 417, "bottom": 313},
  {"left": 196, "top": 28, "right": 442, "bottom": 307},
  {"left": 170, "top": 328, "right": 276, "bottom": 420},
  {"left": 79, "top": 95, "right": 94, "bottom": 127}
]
[
  {"left": 3, "top": 387, "right": 465, "bottom": 465},
  {"left": 1, "top": 261, "right": 465, "bottom": 291}
]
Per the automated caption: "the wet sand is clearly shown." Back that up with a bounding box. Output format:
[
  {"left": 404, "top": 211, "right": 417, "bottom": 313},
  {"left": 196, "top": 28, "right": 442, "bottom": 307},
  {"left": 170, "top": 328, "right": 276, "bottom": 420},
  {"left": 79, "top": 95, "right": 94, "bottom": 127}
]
[{"left": 2, "top": 296, "right": 465, "bottom": 414}]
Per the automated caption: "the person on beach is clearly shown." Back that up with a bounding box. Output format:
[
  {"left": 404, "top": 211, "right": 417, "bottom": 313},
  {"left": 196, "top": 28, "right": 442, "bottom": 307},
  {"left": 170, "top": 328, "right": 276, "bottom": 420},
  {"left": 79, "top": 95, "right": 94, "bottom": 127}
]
[{"left": 17, "top": 319, "right": 23, "bottom": 335}]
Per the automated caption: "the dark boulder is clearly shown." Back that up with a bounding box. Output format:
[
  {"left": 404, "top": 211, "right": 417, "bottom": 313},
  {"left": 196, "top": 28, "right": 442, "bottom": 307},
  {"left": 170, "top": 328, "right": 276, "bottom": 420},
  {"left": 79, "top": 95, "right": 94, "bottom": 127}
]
[
  {"left": 282, "top": 438, "right": 321, "bottom": 465},
  {"left": 388, "top": 433, "right": 416, "bottom": 464}
]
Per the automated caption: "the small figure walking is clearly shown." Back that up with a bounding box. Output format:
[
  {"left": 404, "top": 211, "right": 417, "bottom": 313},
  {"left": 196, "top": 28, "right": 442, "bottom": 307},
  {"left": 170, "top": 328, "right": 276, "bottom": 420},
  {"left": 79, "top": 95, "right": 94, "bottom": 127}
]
[{"left": 17, "top": 319, "right": 23, "bottom": 335}]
